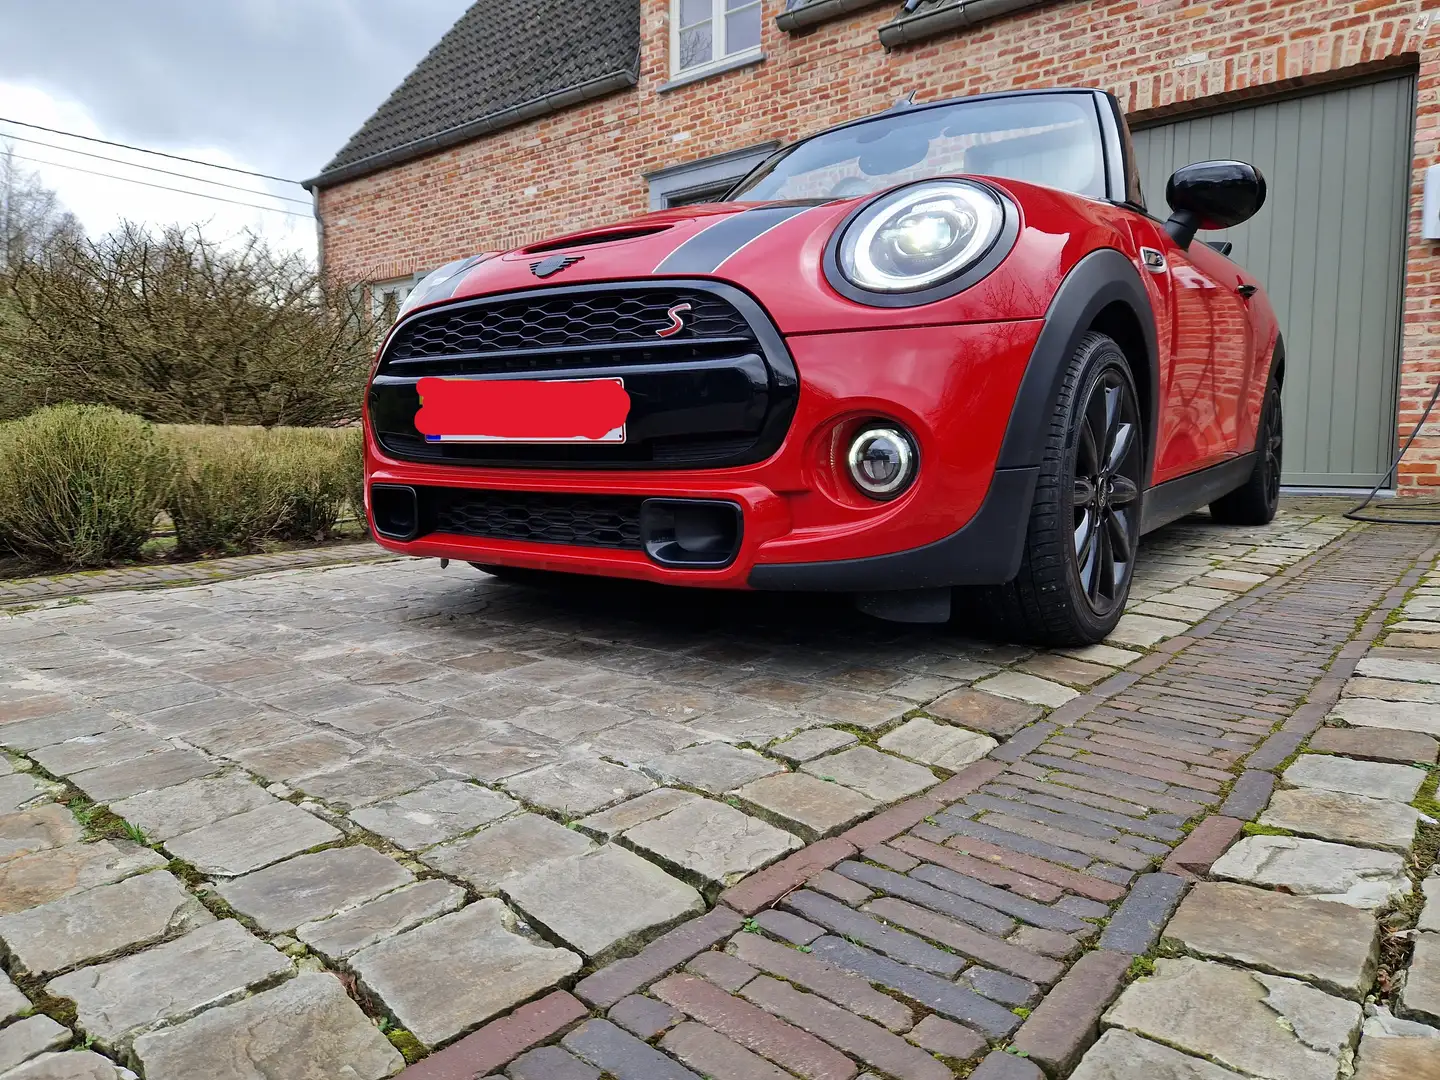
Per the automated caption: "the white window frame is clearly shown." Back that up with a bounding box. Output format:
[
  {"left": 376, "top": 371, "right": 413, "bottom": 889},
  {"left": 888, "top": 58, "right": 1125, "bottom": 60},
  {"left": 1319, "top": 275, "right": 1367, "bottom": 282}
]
[
  {"left": 369, "top": 273, "right": 427, "bottom": 323},
  {"left": 669, "top": 0, "right": 764, "bottom": 81}
]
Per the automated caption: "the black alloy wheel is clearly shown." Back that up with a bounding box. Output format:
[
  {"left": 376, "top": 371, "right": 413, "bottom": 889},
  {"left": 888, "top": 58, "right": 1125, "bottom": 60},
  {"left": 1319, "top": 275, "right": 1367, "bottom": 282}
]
[
  {"left": 1209, "top": 374, "right": 1283, "bottom": 526},
  {"left": 1261, "top": 385, "right": 1283, "bottom": 510},
  {"left": 1071, "top": 368, "right": 1143, "bottom": 617}
]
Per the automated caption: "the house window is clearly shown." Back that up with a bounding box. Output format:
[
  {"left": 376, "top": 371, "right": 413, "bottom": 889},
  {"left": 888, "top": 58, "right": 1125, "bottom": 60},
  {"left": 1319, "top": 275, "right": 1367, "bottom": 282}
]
[
  {"left": 370, "top": 276, "right": 421, "bottom": 324},
  {"left": 666, "top": 183, "right": 735, "bottom": 208},
  {"left": 672, "top": 0, "right": 763, "bottom": 78},
  {"left": 645, "top": 141, "right": 781, "bottom": 210}
]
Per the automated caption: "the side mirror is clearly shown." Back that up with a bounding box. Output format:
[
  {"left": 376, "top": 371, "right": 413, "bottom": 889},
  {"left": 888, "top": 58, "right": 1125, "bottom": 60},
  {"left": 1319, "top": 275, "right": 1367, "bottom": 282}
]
[{"left": 1163, "top": 160, "right": 1267, "bottom": 249}]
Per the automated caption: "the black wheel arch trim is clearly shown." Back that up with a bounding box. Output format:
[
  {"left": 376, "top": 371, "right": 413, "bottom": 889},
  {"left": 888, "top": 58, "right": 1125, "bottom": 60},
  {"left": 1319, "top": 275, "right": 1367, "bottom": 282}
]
[
  {"left": 1270, "top": 332, "right": 1286, "bottom": 386},
  {"left": 996, "top": 248, "right": 1160, "bottom": 485}
]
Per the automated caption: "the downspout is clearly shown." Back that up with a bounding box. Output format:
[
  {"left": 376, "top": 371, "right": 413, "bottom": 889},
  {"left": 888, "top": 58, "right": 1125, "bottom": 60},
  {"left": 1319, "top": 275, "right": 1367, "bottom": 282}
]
[{"left": 312, "top": 188, "right": 325, "bottom": 274}]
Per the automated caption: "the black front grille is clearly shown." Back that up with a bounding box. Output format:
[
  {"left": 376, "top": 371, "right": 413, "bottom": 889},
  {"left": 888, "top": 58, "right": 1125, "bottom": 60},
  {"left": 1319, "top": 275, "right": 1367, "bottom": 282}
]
[
  {"left": 431, "top": 488, "right": 642, "bottom": 549},
  {"left": 369, "top": 280, "right": 798, "bottom": 470},
  {"left": 387, "top": 291, "right": 752, "bottom": 364}
]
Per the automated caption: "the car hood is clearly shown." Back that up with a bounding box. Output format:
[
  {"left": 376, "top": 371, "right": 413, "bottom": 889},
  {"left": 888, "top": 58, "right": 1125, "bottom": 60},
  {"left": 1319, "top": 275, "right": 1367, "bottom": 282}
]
[
  {"left": 450, "top": 199, "right": 832, "bottom": 291},
  {"left": 432, "top": 183, "right": 1121, "bottom": 334}
]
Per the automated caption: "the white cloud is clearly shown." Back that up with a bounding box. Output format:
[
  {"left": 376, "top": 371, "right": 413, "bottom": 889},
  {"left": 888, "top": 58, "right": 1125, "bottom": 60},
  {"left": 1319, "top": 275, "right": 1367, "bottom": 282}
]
[{"left": 0, "top": 82, "right": 318, "bottom": 259}]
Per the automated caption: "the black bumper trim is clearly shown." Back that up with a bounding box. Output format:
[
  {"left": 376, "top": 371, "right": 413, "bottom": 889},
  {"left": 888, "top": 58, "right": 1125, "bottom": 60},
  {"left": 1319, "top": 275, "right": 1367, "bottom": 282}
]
[{"left": 746, "top": 466, "right": 1038, "bottom": 591}]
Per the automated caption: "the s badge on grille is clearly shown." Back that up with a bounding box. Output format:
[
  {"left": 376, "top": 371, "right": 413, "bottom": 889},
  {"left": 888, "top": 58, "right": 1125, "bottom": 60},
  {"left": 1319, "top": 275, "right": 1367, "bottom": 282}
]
[
  {"left": 529, "top": 254, "right": 583, "bottom": 278},
  {"left": 657, "top": 303, "right": 692, "bottom": 338}
]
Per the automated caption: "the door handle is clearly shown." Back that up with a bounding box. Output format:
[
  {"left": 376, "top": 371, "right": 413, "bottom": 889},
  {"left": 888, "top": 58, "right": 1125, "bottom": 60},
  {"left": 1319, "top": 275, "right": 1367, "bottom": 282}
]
[{"left": 1237, "top": 284, "right": 1258, "bottom": 299}]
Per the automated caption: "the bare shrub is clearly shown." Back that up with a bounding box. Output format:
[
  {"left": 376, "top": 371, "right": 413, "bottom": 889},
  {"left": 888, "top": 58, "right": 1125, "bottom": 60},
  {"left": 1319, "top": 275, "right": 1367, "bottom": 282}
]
[{"left": 0, "top": 222, "right": 380, "bottom": 425}]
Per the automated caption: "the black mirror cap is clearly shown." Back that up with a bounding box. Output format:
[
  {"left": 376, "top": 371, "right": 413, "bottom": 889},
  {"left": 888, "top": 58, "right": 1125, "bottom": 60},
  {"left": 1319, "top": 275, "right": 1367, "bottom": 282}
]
[{"left": 1163, "top": 160, "right": 1267, "bottom": 249}]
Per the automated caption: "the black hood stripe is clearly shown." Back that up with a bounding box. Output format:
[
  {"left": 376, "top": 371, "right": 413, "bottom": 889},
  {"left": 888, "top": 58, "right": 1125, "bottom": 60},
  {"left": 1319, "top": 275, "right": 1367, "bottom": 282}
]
[{"left": 653, "top": 204, "right": 815, "bottom": 275}]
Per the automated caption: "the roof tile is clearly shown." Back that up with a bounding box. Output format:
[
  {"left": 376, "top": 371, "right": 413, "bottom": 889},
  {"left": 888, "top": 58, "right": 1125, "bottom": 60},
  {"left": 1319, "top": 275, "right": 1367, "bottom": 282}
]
[{"left": 315, "top": 0, "right": 639, "bottom": 183}]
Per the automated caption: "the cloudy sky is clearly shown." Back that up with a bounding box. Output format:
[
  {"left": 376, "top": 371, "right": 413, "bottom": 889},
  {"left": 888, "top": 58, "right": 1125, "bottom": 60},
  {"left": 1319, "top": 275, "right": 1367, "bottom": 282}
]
[{"left": 0, "top": 0, "right": 472, "bottom": 258}]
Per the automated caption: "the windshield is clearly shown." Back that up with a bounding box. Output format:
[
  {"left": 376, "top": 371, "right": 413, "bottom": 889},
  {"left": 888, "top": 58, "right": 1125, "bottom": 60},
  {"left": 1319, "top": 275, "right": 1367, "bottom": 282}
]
[{"left": 727, "top": 94, "right": 1106, "bottom": 203}]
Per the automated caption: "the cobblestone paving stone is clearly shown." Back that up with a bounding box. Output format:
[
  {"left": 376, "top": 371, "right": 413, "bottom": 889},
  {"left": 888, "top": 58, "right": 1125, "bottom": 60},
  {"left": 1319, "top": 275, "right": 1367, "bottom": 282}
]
[
  {"left": 395, "top": 511, "right": 1440, "bottom": 1079},
  {"left": 1075, "top": 535, "right": 1440, "bottom": 1079},
  {"left": 0, "top": 542, "right": 393, "bottom": 608},
  {"left": 0, "top": 505, "right": 1411, "bottom": 1077}
]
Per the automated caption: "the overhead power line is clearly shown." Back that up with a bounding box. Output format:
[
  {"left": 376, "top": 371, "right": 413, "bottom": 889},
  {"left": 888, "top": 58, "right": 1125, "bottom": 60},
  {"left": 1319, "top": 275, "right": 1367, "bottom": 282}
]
[
  {"left": 5, "top": 152, "right": 313, "bottom": 219},
  {"left": 0, "top": 132, "right": 312, "bottom": 205},
  {"left": 0, "top": 115, "right": 303, "bottom": 186}
]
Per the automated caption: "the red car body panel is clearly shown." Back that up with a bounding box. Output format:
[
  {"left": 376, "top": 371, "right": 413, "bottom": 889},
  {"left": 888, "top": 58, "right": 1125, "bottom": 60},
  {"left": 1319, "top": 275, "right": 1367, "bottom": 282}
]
[{"left": 362, "top": 102, "right": 1279, "bottom": 594}]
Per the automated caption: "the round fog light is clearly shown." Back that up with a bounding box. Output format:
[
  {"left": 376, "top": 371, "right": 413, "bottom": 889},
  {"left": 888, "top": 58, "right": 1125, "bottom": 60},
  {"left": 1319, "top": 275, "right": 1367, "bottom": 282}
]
[{"left": 847, "top": 427, "right": 916, "bottom": 499}]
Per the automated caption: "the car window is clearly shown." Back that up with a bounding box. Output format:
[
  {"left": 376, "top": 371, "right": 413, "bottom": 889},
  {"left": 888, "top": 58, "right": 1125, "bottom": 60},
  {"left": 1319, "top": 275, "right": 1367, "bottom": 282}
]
[{"left": 728, "top": 95, "right": 1105, "bottom": 202}]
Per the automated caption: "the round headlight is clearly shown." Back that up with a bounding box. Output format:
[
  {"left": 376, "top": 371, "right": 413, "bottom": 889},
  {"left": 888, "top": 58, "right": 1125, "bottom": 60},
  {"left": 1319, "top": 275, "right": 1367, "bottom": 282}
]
[
  {"left": 847, "top": 426, "right": 917, "bottom": 499},
  {"left": 838, "top": 181, "right": 1005, "bottom": 294}
]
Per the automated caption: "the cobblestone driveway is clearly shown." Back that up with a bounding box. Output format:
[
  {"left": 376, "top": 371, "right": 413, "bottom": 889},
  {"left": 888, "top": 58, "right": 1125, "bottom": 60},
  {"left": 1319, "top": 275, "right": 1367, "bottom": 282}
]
[{"left": 0, "top": 506, "right": 1400, "bottom": 1079}]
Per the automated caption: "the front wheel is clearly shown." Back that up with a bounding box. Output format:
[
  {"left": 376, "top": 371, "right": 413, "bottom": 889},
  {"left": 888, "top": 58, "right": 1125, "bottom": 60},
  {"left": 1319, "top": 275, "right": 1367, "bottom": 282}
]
[
  {"left": 970, "top": 332, "right": 1144, "bottom": 646},
  {"left": 1209, "top": 379, "right": 1282, "bottom": 526}
]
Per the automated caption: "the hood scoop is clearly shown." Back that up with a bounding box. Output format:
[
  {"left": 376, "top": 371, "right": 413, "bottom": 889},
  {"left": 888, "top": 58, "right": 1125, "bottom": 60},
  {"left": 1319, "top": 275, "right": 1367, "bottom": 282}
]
[{"left": 523, "top": 224, "right": 674, "bottom": 255}]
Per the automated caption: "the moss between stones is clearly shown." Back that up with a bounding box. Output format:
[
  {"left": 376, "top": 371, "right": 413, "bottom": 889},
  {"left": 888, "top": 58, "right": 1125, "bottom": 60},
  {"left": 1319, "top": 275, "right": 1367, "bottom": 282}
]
[
  {"left": 62, "top": 792, "right": 141, "bottom": 845},
  {"left": 1126, "top": 956, "right": 1156, "bottom": 981},
  {"left": 1413, "top": 765, "right": 1440, "bottom": 822},
  {"left": 13, "top": 979, "right": 77, "bottom": 1028},
  {"left": 1241, "top": 822, "right": 1294, "bottom": 838},
  {"left": 385, "top": 1028, "right": 426, "bottom": 1064},
  {"left": 1270, "top": 744, "right": 1309, "bottom": 776},
  {"left": 937, "top": 1051, "right": 986, "bottom": 1077},
  {"left": 165, "top": 858, "right": 206, "bottom": 887}
]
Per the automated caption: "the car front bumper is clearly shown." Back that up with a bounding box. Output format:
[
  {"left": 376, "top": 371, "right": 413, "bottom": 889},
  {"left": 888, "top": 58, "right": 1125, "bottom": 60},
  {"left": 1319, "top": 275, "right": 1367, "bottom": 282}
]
[{"left": 365, "top": 318, "right": 1043, "bottom": 591}]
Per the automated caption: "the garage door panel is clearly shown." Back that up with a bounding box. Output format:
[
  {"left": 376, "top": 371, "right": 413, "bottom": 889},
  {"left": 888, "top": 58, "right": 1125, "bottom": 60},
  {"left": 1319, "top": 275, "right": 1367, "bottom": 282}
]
[
  {"left": 1133, "top": 76, "right": 1412, "bottom": 486},
  {"left": 1337, "top": 85, "right": 1396, "bottom": 478},
  {"left": 1328, "top": 89, "right": 1370, "bottom": 474},
  {"left": 1357, "top": 85, "right": 1409, "bottom": 479}
]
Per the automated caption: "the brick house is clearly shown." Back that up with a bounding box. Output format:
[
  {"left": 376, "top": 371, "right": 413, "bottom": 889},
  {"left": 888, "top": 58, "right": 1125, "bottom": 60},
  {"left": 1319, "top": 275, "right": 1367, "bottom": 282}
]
[{"left": 306, "top": 0, "right": 1440, "bottom": 492}]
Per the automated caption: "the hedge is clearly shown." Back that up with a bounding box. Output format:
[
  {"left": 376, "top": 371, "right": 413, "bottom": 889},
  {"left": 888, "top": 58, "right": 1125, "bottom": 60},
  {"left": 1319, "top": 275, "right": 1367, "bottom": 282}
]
[
  {"left": 166, "top": 425, "right": 358, "bottom": 556},
  {"left": 0, "top": 408, "right": 364, "bottom": 568},
  {"left": 0, "top": 405, "right": 171, "bottom": 567}
]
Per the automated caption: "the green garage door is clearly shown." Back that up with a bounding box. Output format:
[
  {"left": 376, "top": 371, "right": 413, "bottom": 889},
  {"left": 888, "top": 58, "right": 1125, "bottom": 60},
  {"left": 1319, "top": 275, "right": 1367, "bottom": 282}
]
[{"left": 1131, "top": 77, "right": 1414, "bottom": 487}]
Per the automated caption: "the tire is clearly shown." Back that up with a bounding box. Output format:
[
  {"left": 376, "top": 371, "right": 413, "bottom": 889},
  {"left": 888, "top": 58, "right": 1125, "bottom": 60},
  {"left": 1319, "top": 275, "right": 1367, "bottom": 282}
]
[
  {"left": 968, "top": 332, "right": 1145, "bottom": 646},
  {"left": 1209, "top": 377, "right": 1282, "bottom": 526}
]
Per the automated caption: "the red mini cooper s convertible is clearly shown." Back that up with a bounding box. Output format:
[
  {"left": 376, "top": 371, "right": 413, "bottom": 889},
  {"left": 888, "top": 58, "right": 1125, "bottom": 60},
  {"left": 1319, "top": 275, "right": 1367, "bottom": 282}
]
[{"left": 364, "top": 88, "right": 1278, "bottom": 645}]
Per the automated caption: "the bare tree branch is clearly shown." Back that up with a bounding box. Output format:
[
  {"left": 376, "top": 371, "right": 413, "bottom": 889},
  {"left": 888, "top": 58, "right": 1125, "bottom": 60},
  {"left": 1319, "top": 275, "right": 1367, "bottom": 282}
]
[{"left": 0, "top": 220, "right": 383, "bottom": 425}]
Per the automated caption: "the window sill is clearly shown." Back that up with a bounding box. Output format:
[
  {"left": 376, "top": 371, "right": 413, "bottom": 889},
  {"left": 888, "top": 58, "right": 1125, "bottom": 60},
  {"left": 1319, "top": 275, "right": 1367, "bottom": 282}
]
[{"left": 658, "top": 49, "right": 765, "bottom": 93}]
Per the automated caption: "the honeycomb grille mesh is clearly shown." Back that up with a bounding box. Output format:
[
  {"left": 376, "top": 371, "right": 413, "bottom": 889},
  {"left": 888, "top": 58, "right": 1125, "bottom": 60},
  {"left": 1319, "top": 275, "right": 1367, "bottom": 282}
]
[
  {"left": 432, "top": 489, "right": 642, "bottom": 549},
  {"left": 388, "top": 291, "right": 752, "bottom": 361}
]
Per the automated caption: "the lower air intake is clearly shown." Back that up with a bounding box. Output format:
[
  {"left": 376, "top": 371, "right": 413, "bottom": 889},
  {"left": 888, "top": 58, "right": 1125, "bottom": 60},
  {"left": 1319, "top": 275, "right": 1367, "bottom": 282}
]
[{"left": 430, "top": 489, "right": 643, "bottom": 550}]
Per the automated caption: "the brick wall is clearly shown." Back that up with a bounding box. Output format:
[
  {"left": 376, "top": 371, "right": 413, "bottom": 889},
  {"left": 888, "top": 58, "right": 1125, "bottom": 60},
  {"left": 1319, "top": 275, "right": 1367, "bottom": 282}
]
[{"left": 317, "top": 0, "right": 1440, "bottom": 491}]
